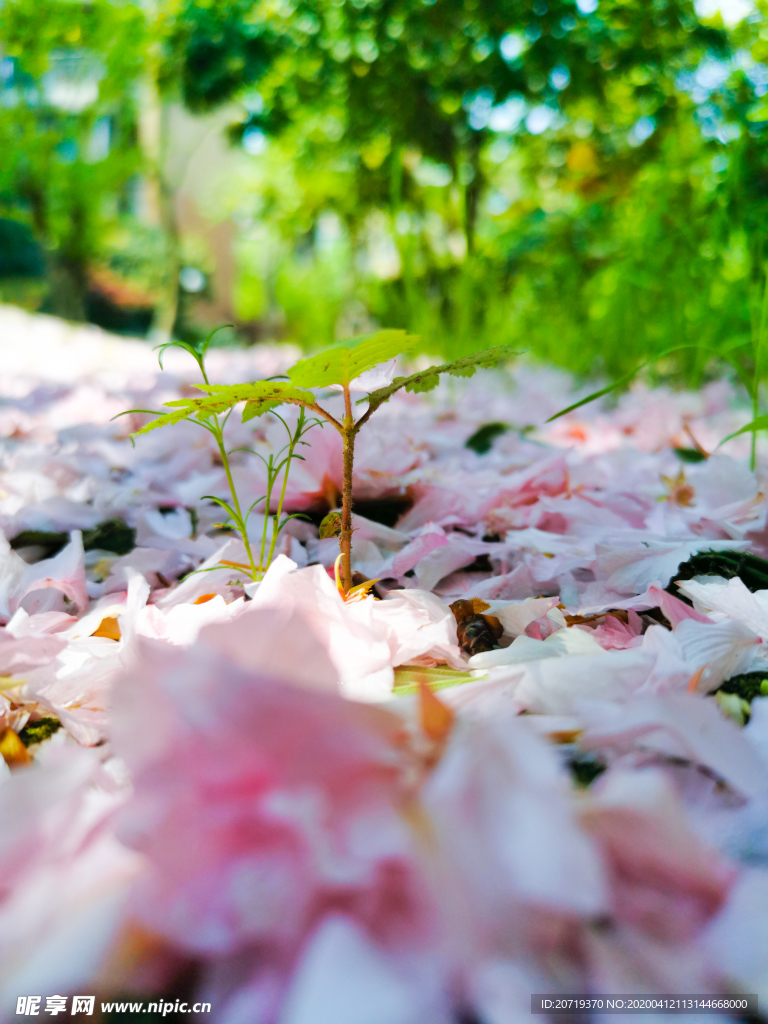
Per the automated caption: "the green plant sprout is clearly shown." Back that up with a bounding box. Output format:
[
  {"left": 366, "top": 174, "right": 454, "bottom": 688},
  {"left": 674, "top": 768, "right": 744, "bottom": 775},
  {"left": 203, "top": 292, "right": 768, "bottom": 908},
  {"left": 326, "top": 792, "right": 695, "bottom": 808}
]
[
  {"left": 218, "top": 406, "right": 321, "bottom": 579},
  {"left": 130, "top": 329, "right": 515, "bottom": 593},
  {"left": 120, "top": 327, "right": 319, "bottom": 581}
]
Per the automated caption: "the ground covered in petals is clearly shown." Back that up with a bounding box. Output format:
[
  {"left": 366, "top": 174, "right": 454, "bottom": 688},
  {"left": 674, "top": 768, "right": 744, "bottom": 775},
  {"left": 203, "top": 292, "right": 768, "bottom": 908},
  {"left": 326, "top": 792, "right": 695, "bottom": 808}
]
[{"left": 3, "top": 306, "right": 768, "bottom": 1023}]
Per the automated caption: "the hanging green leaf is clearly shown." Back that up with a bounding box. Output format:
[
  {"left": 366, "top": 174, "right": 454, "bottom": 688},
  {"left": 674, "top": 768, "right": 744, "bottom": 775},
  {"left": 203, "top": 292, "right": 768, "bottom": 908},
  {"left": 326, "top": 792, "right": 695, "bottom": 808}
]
[
  {"left": 286, "top": 330, "right": 419, "bottom": 389},
  {"left": 362, "top": 344, "right": 516, "bottom": 410},
  {"left": 127, "top": 406, "right": 200, "bottom": 436}
]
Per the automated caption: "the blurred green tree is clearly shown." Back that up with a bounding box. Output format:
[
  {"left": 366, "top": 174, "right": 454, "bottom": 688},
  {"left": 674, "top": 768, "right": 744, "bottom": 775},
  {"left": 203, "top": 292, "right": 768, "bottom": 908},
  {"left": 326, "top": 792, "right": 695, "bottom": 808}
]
[
  {"left": 0, "top": 0, "right": 147, "bottom": 320},
  {"left": 174, "top": 0, "right": 723, "bottom": 237},
  {"left": 166, "top": 0, "right": 733, "bottom": 361}
]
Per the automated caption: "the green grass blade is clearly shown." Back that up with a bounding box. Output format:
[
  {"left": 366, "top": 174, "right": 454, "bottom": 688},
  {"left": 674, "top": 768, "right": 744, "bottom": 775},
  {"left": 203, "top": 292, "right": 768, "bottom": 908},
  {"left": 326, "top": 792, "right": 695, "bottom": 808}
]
[
  {"left": 392, "top": 664, "right": 485, "bottom": 695},
  {"left": 718, "top": 415, "right": 768, "bottom": 447}
]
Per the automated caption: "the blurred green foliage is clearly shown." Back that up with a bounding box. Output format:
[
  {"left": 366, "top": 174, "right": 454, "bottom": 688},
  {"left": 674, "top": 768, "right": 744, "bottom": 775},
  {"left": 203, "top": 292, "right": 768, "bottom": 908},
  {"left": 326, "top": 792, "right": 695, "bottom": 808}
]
[
  {"left": 4, "top": 0, "right": 768, "bottom": 390},
  {"left": 0, "top": 0, "right": 146, "bottom": 320}
]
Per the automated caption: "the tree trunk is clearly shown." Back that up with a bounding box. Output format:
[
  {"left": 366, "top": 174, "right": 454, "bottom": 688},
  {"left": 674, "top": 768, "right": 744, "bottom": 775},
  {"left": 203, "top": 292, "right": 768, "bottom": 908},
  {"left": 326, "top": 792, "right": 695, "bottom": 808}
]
[
  {"left": 463, "top": 134, "right": 484, "bottom": 257},
  {"left": 139, "top": 53, "right": 179, "bottom": 344},
  {"left": 46, "top": 256, "right": 87, "bottom": 322},
  {"left": 25, "top": 183, "right": 88, "bottom": 322},
  {"left": 151, "top": 174, "right": 181, "bottom": 344}
]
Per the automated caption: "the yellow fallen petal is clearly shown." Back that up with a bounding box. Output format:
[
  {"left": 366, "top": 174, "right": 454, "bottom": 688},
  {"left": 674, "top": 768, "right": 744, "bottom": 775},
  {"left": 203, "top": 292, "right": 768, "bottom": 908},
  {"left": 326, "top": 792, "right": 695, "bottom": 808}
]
[
  {"left": 0, "top": 727, "right": 30, "bottom": 766},
  {"left": 687, "top": 665, "right": 706, "bottom": 693},
  {"left": 418, "top": 681, "right": 454, "bottom": 743},
  {"left": 345, "top": 578, "right": 381, "bottom": 602},
  {"left": 92, "top": 616, "right": 121, "bottom": 641},
  {"left": 547, "top": 729, "right": 583, "bottom": 745}
]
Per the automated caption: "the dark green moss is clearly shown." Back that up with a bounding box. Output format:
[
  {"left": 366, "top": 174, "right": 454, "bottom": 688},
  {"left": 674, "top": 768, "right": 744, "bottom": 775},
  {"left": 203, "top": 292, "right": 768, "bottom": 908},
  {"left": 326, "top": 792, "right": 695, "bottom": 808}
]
[
  {"left": 10, "top": 517, "right": 136, "bottom": 559},
  {"left": 465, "top": 422, "right": 510, "bottom": 455},
  {"left": 19, "top": 717, "right": 62, "bottom": 747},
  {"left": 673, "top": 447, "right": 708, "bottom": 463},
  {"left": 82, "top": 517, "right": 136, "bottom": 555},
  {"left": 9, "top": 529, "right": 68, "bottom": 558},
  {"left": 667, "top": 549, "right": 768, "bottom": 600},
  {"left": 717, "top": 672, "right": 768, "bottom": 703},
  {"left": 567, "top": 750, "right": 606, "bottom": 788}
]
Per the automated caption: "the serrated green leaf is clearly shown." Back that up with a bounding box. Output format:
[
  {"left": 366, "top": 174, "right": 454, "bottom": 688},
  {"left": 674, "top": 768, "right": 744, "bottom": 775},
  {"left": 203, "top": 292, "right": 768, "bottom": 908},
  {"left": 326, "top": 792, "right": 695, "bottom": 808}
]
[
  {"left": 287, "top": 330, "right": 419, "bottom": 389},
  {"left": 362, "top": 344, "right": 516, "bottom": 408},
  {"left": 405, "top": 373, "right": 441, "bottom": 394},
  {"left": 242, "top": 398, "right": 282, "bottom": 422},
  {"left": 131, "top": 392, "right": 245, "bottom": 437},
  {"left": 392, "top": 664, "right": 484, "bottom": 695},
  {"left": 195, "top": 380, "right": 316, "bottom": 417}
]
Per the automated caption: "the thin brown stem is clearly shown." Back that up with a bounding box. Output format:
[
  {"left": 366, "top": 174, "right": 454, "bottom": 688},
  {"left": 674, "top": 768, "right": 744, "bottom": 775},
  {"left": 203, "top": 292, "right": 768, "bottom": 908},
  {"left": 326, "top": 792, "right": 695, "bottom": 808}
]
[
  {"left": 340, "top": 429, "right": 355, "bottom": 593},
  {"left": 291, "top": 399, "right": 343, "bottom": 433},
  {"left": 352, "top": 400, "right": 377, "bottom": 436},
  {"left": 339, "top": 384, "right": 355, "bottom": 593}
]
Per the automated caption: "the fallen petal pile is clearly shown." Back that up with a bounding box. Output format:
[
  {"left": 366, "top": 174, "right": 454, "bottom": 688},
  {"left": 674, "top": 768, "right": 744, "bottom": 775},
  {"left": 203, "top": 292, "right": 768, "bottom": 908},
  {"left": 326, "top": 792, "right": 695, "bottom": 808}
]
[{"left": 2, "top": 306, "right": 768, "bottom": 1022}]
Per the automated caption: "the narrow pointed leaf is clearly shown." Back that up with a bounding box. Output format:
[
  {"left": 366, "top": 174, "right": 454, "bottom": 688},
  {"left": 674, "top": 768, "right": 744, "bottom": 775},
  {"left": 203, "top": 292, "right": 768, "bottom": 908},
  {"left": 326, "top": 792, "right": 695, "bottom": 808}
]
[
  {"left": 718, "top": 415, "right": 768, "bottom": 447},
  {"left": 546, "top": 343, "right": 712, "bottom": 423},
  {"left": 544, "top": 377, "right": 634, "bottom": 422}
]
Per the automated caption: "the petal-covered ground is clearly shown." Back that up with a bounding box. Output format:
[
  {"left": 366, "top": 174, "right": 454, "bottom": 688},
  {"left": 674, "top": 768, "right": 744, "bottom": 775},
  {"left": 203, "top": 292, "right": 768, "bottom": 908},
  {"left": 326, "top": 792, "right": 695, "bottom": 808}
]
[{"left": 2, "top": 305, "right": 768, "bottom": 1022}]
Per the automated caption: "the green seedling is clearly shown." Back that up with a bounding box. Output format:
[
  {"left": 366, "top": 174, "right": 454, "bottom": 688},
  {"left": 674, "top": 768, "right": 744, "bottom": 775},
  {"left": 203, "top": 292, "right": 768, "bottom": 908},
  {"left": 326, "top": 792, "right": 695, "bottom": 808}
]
[
  {"left": 129, "top": 329, "right": 515, "bottom": 593},
  {"left": 119, "top": 327, "right": 320, "bottom": 582}
]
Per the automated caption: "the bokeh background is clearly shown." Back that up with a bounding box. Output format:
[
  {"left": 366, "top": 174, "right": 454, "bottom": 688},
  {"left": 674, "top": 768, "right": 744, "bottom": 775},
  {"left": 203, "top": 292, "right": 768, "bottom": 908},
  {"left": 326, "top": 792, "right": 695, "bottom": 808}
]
[{"left": 0, "top": 0, "right": 764, "bottom": 381}]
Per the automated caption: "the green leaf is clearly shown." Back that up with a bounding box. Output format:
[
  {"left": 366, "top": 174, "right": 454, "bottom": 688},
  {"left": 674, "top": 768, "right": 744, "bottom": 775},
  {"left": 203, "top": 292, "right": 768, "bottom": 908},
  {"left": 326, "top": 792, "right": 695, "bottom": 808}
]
[
  {"left": 673, "top": 447, "right": 708, "bottom": 463},
  {"left": 201, "top": 324, "right": 234, "bottom": 359},
  {"left": 130, "top": 406, "right": 200, "bottom": 437},
  {"left": 155, "top": 340, "right": 200, "bottom": 371},
  {"left": 194, "top": 380, "right": 316, "bottom": 420},
  {"left": 242, "top": 399, "right": 282, "bottom": 422},
  {"left": 155, "top": 326, "right": 233, "bottom": 372},
  {"left": 287, "top": 330, "right": 419, "bottom": 389},
  {"left": 718, "top": 414, "right": 768, "bottom": 447},
  {"left": 392, "top": 664, "right": 484, "bottom": 695},
  {"left": 362, "top": 344, "right": 515, "bottom": 409}
]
